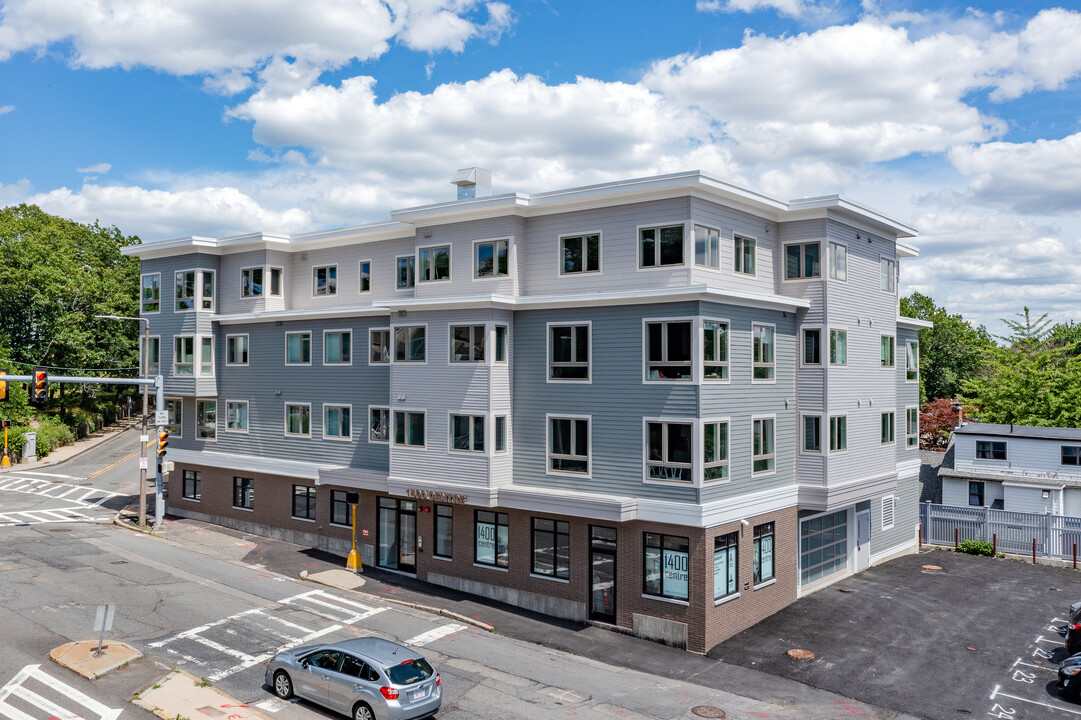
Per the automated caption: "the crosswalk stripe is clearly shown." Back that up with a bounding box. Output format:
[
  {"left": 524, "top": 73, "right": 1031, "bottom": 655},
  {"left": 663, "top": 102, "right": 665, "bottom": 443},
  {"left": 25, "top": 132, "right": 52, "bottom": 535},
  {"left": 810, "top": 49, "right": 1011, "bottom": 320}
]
[{"left": 405, "top": 623, "right": 469, "bottom": 647}]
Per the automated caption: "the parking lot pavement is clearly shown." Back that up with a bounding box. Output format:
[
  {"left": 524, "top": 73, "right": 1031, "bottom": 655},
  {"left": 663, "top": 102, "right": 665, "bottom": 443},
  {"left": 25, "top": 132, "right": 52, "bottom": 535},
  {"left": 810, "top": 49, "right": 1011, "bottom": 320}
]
[{"left": 711, "top": 547, "right": 1081, "bottom": 720}]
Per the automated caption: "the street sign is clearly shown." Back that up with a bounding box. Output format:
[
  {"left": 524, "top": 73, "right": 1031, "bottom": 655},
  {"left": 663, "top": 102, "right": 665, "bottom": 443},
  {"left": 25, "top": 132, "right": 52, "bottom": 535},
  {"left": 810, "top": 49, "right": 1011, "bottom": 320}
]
[
  {"left": 140, "top": 434, "right": 149, "bottom": 443},
  {"left": 154, "top": 410, "right": 169, "bottom": 426},
  {"left": 93, "top": 605, "right": 115, "bottom": 633},
  {"left": 139, "top": 457, "right": 148, "bottom": 470},
  {"left": 163, "top": 461, "right": 174, "bottom": 473}
]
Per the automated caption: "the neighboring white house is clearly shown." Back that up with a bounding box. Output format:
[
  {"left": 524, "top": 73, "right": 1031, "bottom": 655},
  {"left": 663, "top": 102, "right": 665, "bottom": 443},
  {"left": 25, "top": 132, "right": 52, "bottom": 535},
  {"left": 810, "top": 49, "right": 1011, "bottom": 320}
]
[{"left": 939, "top": 423, "right": 1081, "bottom": 516}]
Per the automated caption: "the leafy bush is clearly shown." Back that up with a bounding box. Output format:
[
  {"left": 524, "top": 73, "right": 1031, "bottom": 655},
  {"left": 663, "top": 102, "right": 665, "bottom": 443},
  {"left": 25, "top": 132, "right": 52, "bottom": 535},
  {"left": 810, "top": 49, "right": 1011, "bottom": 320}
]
[
  {"left": 957, "top": 539, "right": 995, "bottom": 557},
  {"left": 32, "top": 417, "right": 75, "bottom": 458}
]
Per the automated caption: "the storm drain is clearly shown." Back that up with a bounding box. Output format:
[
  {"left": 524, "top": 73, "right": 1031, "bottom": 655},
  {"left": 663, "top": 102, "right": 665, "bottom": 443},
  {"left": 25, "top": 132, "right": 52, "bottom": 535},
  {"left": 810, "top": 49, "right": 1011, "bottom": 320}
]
[{"left": 691, "top": 707, "right": 726, "bottom": 718}]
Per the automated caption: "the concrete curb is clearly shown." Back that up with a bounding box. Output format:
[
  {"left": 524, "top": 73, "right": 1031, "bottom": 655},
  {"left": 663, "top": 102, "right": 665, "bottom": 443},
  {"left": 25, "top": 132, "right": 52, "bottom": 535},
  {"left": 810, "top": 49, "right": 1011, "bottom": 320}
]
[
  {"left": 134, "top": 668, "right": 273, "bottom": 720},
  {"left": 49, "top": 640, "right": 143, "bottom": 680}
]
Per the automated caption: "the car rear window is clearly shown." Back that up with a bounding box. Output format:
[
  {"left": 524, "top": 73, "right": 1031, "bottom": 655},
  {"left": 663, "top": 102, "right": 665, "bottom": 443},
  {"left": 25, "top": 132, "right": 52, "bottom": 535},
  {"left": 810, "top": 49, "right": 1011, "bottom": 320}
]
[{"left": 385, "top": 658, "right": 434, "bottom": 685}]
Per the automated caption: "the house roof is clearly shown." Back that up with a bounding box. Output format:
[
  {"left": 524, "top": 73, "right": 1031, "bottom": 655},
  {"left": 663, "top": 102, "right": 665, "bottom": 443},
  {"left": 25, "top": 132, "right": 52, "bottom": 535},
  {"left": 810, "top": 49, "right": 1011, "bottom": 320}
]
[{"left": 953, "top": 422, "right": 1081, "bottom": 442}]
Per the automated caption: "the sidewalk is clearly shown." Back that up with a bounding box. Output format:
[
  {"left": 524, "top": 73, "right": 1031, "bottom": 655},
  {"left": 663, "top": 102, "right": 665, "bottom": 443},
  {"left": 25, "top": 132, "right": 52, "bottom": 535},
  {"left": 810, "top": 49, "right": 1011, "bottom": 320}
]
[{"left": 1, "top": 415, "right": 141, "bottom": 472}]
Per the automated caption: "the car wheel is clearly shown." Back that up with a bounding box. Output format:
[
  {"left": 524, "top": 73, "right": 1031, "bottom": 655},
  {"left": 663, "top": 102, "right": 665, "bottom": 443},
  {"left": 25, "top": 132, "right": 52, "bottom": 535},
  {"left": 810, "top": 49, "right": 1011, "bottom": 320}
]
[
  {"left": 273, "top": 671, "right": 293, "bottom": 699},
  {"left": 353, "top": 702, "right": 375, "bottom": 720}
]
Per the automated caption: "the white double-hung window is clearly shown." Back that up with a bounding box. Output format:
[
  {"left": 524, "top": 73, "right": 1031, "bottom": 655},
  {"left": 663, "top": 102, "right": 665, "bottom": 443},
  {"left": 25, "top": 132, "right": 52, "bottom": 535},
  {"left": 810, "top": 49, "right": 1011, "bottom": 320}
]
[
  {"left": 646, "top": 421, "right": 692, "bottom": 483},
  {"left": 549, "top": 324, "right": 589, "bottom": 381},
  {"left": 645, "top": 320, "right": 691, "bottom": 381},
  {"left": 548, "top": 416, "right": 589, "bottom": 475}
]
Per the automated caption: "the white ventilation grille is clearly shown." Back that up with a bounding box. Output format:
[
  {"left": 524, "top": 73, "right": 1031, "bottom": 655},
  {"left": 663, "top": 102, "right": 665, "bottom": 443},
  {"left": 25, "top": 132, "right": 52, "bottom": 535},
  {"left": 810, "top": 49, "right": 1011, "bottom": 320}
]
[{"left": 881, "top": 495, "right": 895, "bottom": 531}]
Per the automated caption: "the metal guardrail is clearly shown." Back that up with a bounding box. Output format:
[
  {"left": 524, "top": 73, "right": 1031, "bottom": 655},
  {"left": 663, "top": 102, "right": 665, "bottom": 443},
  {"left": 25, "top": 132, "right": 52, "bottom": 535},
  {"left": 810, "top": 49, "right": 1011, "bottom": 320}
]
[{"left": 920, "top": 502, "right": 1081, "bottom": 559}]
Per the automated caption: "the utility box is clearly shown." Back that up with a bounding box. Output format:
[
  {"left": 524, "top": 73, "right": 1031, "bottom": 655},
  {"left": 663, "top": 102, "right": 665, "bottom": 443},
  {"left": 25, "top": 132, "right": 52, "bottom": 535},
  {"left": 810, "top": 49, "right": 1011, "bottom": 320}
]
[{"left": 23, "top": 432, "right": 36, "bottom": 463}]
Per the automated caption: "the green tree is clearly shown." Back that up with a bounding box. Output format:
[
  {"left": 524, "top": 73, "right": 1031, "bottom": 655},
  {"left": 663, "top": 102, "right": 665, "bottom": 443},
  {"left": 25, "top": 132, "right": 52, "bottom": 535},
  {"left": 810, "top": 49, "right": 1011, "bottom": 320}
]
[{"left": 900, "top": 292, "right": 993, "bottom": 402}]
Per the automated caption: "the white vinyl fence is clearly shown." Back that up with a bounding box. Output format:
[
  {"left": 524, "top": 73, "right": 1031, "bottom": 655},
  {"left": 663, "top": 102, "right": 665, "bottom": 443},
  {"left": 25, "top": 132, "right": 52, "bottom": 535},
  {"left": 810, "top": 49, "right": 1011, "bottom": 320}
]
[{"left": 920, "top": 502, "right": 1081, "bottom": 560}]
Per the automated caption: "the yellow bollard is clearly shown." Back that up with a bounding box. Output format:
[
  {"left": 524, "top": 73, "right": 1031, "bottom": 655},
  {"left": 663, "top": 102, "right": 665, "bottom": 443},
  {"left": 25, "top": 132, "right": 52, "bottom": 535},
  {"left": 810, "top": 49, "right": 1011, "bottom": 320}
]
[{"left": 346, "top": 500, "right": 362, "bottom": 572}]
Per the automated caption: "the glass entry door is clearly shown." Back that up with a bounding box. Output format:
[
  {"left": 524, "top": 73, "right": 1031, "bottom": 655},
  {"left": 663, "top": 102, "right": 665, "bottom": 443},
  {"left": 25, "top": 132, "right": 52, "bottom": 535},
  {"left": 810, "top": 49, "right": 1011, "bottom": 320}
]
[
  {"left": 589, "top": 525, "right": 617, "bottom": 623},
  {"left": 377, "top": 497, "right": 417, "bottom": 574}
]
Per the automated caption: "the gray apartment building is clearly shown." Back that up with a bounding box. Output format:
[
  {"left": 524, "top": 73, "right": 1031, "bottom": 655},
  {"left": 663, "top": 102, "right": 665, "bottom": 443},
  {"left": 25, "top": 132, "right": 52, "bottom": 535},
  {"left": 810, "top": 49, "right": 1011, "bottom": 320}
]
[{"left": 124, "top": 170, "right": 927, "bottom": 653}]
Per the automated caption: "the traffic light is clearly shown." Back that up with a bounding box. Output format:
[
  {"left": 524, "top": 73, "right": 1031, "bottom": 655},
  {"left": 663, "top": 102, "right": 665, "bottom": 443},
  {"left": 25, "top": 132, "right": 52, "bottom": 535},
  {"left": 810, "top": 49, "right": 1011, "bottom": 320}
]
[
  {"left": 157, "top": 429, "right": 169, "bottom": 458},
  {"left": 0, "top": 370, "right": 6, "bottom": 402},
  {"left": 29, "top": 369, "right": 47, "bottom": 406}
]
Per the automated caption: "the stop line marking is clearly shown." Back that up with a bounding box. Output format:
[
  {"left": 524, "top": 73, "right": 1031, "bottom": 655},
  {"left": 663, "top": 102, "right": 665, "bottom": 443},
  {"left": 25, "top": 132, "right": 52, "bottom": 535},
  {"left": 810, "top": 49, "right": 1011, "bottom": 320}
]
[{"left": 405, "top": 623, "right": 469, "bottom": 647}]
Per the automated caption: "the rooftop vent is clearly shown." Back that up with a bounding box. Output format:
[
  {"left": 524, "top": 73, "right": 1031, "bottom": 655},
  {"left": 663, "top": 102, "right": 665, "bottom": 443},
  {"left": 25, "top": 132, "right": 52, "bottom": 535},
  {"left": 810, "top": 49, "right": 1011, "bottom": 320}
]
[{"left": 451, "top": 167, "right": 492, "bottom": 201}]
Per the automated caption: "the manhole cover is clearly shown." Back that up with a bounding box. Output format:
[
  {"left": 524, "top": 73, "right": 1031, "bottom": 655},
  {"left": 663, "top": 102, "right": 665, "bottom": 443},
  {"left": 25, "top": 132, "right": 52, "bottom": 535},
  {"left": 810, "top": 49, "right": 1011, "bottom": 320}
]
[
  {"left": 691, "top": 707, "right": 726, "bottom": 718},
  {"left": 787, "top": 648, "right": 815, "bottom": 660}
]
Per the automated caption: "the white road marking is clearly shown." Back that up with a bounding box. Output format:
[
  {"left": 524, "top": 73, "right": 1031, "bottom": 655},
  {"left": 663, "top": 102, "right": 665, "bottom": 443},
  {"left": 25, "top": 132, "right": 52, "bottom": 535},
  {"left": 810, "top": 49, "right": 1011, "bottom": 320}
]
[
  {"left": 0, "top": 664, "right": 121, "bottom": 720},
  {"left": 1034, "top": 635, "right": 1060, "bottom": 645},
  {"left": 279, "top": 589, "right": 386, "bottom": 624},
  {"left": 4, "top": 471, "right": 80, "bottom": 480},
  {"left": 256, "top": 698, "right": 290, "bottom": 712},
  {"left": 1011, "top": 657, "right": 1057, "bottom": 674},
  {"left": 405, "top": 623, "right": 469, "bottom": 647},
  {"left": 991, "top": 683, "right": 1081, "bottom": 716}
]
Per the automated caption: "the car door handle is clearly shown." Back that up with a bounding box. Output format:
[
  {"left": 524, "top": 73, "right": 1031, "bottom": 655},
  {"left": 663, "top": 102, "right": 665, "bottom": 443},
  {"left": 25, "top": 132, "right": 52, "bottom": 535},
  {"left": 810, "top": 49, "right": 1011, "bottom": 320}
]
[{"left": 321, "top": 675, "right": 330, "bottom": 680}]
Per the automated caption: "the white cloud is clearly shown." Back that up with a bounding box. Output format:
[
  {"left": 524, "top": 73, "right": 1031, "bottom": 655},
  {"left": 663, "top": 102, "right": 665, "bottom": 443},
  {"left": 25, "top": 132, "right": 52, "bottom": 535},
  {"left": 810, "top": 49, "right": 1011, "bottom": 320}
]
[
  {"left": 0, "top": 104, "right": 13, "bottom": 115},
  {"left": 76, "top": 163, "right": 111, "bottom": 174},
  {"left": 988, "top": 8, "right": 1081, "bottom": 101},
  {"left": 696, "top": 0, "right": 822, "bottom": 20},
  {"left": 949, "top": 133, "right": 1081, "bottom": 214}
]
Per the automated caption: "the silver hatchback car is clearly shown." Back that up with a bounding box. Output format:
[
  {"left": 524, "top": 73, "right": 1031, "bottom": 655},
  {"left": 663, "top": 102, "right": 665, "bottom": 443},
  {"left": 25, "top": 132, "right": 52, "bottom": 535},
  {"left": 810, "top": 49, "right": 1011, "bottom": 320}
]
[{"left": 265, "top": 637, "right": 441, "bottom": 720}]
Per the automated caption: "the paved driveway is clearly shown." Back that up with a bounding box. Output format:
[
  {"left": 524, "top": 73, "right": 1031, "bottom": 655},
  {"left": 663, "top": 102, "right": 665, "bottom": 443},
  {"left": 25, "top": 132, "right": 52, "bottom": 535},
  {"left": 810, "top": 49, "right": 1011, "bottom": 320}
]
[{"left": 711, "top": 548, "right": 1081, "bottom": 720}]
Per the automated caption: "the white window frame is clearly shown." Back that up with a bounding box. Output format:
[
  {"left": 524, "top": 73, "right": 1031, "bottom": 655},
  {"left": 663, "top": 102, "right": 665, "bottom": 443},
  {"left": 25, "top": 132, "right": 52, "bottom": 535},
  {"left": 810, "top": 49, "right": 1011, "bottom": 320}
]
[
  {"left": 881, "top": 495, "right": 895, "bottom": 531},
  {"left": 284, "top": 402, "right": 312, "bottom": 438},
  {"left": 828, "top": 241, "right": 847, "bottom": 281},
  {"left": 906, "top": 406, "right": 919, "bottom": 448},
  {"left": 173, "top": 335, "right": 195, "bottom": 376},
  {"left": 359, "top": 259, "right": 372, "bottom": 294},
  {"left": 637, "top": 222, "right": 687, "bottom": 270},
  {"left": 225, "top": 334, "right": 249, "bottom": 367},
  {"left": 240, "top": 266, "right": 264, "bottom": 298},
  {"left": 269, "top": 266, "right": 283, "bottom": 297},
  {"left": 642, "top": 317, "right": 695, "bottom": 384},
  {"left": 284, "top": 331, "right": 312, "bottom": 366},
  {"left": 393, "top": 409, "right": 427, "bottom": 449},
  {"left": 322, "top": 403, "right": 352, "bottom": 441},
  {"left": 734, "top": 235, "right": 756, "bottom": 276},
  {"left": 702, "top": 319, "right": 729, "bottom": 382},
  {"left": 881, "top": 411, "right": 896, "bottom": 444},
  {"left": 395, "top": 255, "right": 415, "bottom": 290},
  {"left": 141, "top": 272, "right": 161, "bottom": 314},
  {"left": 546, "top": 413, "right": 591, "bottom": 478},
  {"left": 164, "top": 397, "right": 182, "bottom": 438},
  {"left": 312, "top": 264, "right": 338, "bottom": 297},
  {"left": 473, "top": 237, "right": 510, "bottom": 279},
  {"left": 198, "top": 335, "right": 214, "bottom": 378},
  {"left": 418, "top": 243, "right": 452, "bottom": 283},
  {"left": 174, "top": 268, "right": 196, "bottom": 312},
  {"left": 369, "top": 327, "right": 390, "bottom": 365},
  {"left": 225, "top": 399, "right": 249, "bottom": 434},
  {"left": 449, "top": 412, "right": 487, "bottom": 454},
  {"left": 694, "top": 224, "right": 721, "bottom": 270},
  {"left": 199, "top": 270, "right": 215, "bottom": 311},
  {"left": 368, "top": 405, "right": 390, "bottom": 444},
  {"left": 830, "top": 328, "right": 848, "bottom": 367},
  {"left": 495, "top": 415, "right": 508, "bottom": 453},
  {"left": 643, "top": 417, "right": 695, "bottom": 485},
  {"left": 196, "top": 399, "right": 217, "bottom": 441},
  {"left": 323, "top": 329, "right": 353, "bottom": 367},
  {"left": 752, "top": 323, "right": 776, "bottom": 383},
  {"left": 880, "top": 335, "right": 895, "bottom": 368},
  {"left": 702, "top": 416, "right": 730, "bottom": 484},
  {"left": 905, "top": 341, "right": 919, "bottom": 382},
  {"left": 142, "top": 335, "right": 161, "bottom": 376},
  {"left": 881, "top": 257, "right": 897, "bottom": 294},
  {"left": 392, "top": 324, "right": 427, "bottom": 364},
  {"left": 782, "top": 241, "right": 822, "bottom": 281},
  {"left": 494, "top": 325, "right": 508, "bottom": 363},
  {"left": 829, "top": 415, "right": 848, "bottom": 453},
  {"left": 752, "top": 415, "right": 776, "bottom": 476},
  {"left": 547, "top": 322, "right": 591, "bottom": 383},
  {"left": 450, "top": 324, "right": 487, "bottom": 364},
  {"left": 802, "top": 326, "right": 822, "bottom": 367},
  {"left": 558, "top": 231, "right": 601, "bottom": 275},
  {"left": 801, "top": 413, "right": 822, "bottom": 454}
]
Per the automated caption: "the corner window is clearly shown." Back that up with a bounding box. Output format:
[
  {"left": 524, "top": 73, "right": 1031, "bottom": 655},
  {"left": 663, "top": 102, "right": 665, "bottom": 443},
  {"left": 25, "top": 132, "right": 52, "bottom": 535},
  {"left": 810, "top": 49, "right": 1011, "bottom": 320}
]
[
  {"left": 906, "top": 407, "right": 919, "bottom": 448},
  {"left": 393, "top": 326, "right": 426, "bottom": 362},
  {"left": 434, "top": 505, "right": 453, "bottom": 559},
  {"left": 359, "top": 260, "right": 371, "bottom": 293},
  {"left": 694, "top": 225, "right": 720, "bottom": 269},
  {"left": 226, "top": 400, "right": 248, "bottom": 433},
  {"left": 548, "top": 416, "right": 589, "bottom": 475},
  {"left": 752, "top": 324, "right": 775, "bottom": 380},
  {"left": 803, "top": 415, "right": 821, "bottom": 453},
  {"left": 313, "top": 265, "right": 337, "bottom": 296},
  {"left": 1063, "top": 446, "right": 1081, "bottom": 466},
  {"left": 881, "top": 412, "right": 895, "bottom": 443},
  {"left": 639, "top": 225, "right": 684, "bottom": 268},
  {"left": 286, "top": 332, "right": 311, "bottom": 365},
  {"left": 495, "top": 325, "right": 508, "bottom": 362},
  {"left": 141, "top": 273, "right": 160, "bottom": 313},
  {"left": 370, "top": 329, "right": 390, "bottom": 364},
  {"left": 495, "top": 416, "right": 507, "bottom": 452},
  {"left": 369, "top": 407, "right": 389, "bottom": 442},
  {"left": 704, "top": 421, "right": 728, "bottom": 481},
  {"left": 164, "top": 398, "right": 182, "bottom": 437},
  {"left": 828, "top": 242, "right": 847, "bottom": 281},
  {"left": 549, "top": 324, "right": 589, "bottom": 381},
  {"left": 475, "top": 510, "right": 509, "bottom": 568},
  {"left": 269, "top": 267, "right": 282, "bottom": 297},
  {"left": 143, "top": 336, "right": 161, "bottom": 376},
  {"left": 645, "top": 320, "right": 691, "bottom": 381},
  {"left": 451, "top": 414, "right": 485, "bottom": 452},
  {"left": 734, "top": 235, "right": 756, "bottom": 275},
  {"left": 331, "top": 490, "right": 354, "bottom": 527},
  {"left": 969, "top": 481, "right": 985, "bottom": 506},
  {"left": 200, "top": 271, "right": 214, "bottom": 310},
  {"left": 324, "top": 405, "right": 351, "bottom": 440},
  {"left": 393, "top": 411, "right": 425, "bottom": 447},
  {"left": 906, "top": 342, "right": 919, "bottom": 381},
  {"left": 976, "top": 441, "right": 1007, "bottom": 460},
  {"left": 830, "top": 329, "right": 847, "bottom": 365},
  {"left": 881, "top": 258, "right": 897, "bottom": 293},
  {"left": 881, "top": 336, "right": 895, "bottom": 367},
  {"left": 475, "top": 239, "right": 509, "bottom": 278},
  {"left": 182, "top": 470, "right": 201, "bottom": 501},
  {"left": 646, "top": 421, "right": 692, "bottom": 483},
  {"left": 241, "top": 267, "right": 263, "bottom": 297},
  {"left": 199, "top": 336, "right": 214, "bottom": 377},
  {"left": 196, "top": 400, "right": 216, "bottom": 440},
  {"left": 830, "top": 415, "right": 847, "bottom": 452},
  {"left": 644, "top": 533, "right": 689, "bottom": 600},
  {"left": 531, "top": 518, "right": 570, "bottom": 579},
  {"left": 561, "top": 233, "right": 599, "bottom": 274},
  {"left": 418, "top": 245, "right": 450, "bottom": 282},
  {"left": 396, "top": 256, "right": 415, "bottom": 289},
  {"left": 285, "top": 403, "right": 311, "bottom": 437},
  {"left": 803, "top": 328, "right": 821, "bottom": 365},
  {"left": 703, "top": 321, "right": 728, "bottom": 380},
  {"left": 451, "top": 325, "right": 485, "bottom": 363},
  {"left": 292, "top": 485, "right": 316, "bottom": 520},
  {"left": 324, "top": 330, "right": 351, "bottom": 365},
  {"left": 232, "top": 476, "right": 254, "bottom": 510},
  {"left": 753, "top": 417, "right": 775, "bottom": 473},
  {"left": 784, "top": 242, "right": 821, "bottom": 280},
  {"left": 753, "top": 523, "right": 774, "bottom": 584},
  {"left": 175, "top": 271, "right": 196, "bottom": 311},
  {"left": 174, "top": 336, "right": 194, "bottom": 376},
  {"left": 714, "top": 532, "right": 738, "bottom": 600},
  {"left": 226, "top": 335, "right": 248, "bottom": 366}
]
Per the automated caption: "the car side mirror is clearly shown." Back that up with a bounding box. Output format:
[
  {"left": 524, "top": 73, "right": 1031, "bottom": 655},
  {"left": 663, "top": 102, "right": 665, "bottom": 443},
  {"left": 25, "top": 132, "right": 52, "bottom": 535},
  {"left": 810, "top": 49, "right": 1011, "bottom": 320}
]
[{"left": 300, "top": 660, "right": 310, "bottom": 669}]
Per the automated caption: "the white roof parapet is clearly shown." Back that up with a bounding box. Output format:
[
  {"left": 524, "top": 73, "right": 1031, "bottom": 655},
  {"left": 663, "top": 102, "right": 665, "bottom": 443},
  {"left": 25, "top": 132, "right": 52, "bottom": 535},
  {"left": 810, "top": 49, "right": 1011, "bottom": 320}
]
[{"left": 897, "top": 316, "right": 934, "bottom": 329}]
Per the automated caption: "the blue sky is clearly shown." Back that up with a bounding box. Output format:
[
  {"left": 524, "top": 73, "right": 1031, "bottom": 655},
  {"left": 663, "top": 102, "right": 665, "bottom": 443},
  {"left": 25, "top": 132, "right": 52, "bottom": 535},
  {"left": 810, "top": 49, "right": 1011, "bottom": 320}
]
[{"left": 1, "top": 0, "right": 1080, "bottom": 334}]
